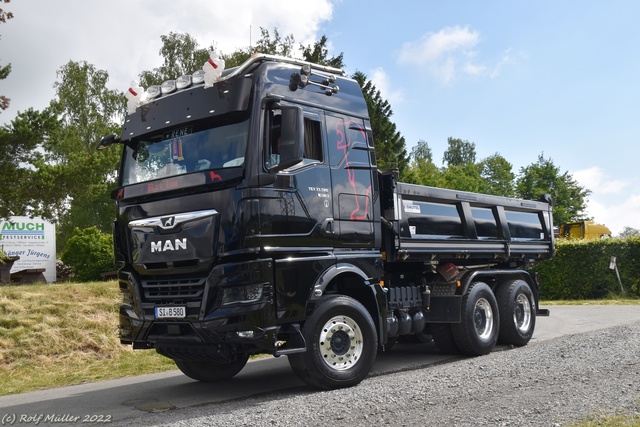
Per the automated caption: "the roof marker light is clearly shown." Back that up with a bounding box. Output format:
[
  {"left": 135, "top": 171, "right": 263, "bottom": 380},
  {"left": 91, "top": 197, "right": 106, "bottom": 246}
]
[
  {"left": 147, "top": 85, "right": 161, "bottom": 99},
  {"left": 192, "top": 70, "right": 205, "bottom": 84},
  {"left": 177, "top": 75, "right": 192, "bottom": 89},
  {"left": 161, "top": 80, "right": 176, "bottom": 94}
]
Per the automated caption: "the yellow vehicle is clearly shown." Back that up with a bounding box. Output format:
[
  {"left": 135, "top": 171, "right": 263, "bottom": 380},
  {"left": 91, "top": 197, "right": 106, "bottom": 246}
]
[{"left": 559, "top": 221, "right": 611, "bottom": 239}]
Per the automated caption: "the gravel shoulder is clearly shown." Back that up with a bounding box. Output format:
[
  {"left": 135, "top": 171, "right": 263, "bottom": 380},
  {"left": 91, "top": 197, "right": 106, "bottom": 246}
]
[{"left": 116, "top": 320, "right": 640, "bottom": 426}]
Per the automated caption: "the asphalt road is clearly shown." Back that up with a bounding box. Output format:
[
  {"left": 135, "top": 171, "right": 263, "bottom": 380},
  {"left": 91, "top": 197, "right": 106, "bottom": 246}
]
[{"left": 1, "top": 305, "right": 639, "bottom": 425}]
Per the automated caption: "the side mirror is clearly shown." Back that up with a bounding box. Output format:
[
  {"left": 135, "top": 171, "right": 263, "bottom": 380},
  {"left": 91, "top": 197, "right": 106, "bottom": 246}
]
[
  {"left": 274, "top": 106, "right": 304, "bottom": 171},
  {"left": 96, "top": 134, "right": 121, "bottom": 151}
]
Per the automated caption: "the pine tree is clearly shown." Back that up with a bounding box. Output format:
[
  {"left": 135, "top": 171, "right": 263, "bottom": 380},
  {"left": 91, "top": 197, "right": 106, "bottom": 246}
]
[{"left": 352, "top": 71, "right": 407, "bottom": 176}]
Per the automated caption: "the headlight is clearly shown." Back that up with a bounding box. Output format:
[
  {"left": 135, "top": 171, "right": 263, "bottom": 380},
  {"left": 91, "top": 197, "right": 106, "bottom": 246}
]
[{"left": 219, "top": 283, "right": 264, "bottom": 306}]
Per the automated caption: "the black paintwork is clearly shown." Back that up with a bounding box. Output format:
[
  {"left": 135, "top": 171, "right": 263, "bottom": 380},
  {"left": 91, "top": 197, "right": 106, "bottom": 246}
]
[{"left": 111, "top": 57, "right": 553, "bottom": 359}]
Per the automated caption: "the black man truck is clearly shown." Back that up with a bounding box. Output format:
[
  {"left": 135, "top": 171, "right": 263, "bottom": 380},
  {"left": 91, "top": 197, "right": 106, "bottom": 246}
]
[{"left": 98, "top": 54, "right": 554, "bottom": 390}]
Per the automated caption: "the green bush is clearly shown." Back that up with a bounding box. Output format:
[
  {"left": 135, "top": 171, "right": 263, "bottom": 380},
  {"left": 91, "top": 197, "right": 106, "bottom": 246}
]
[
  {"left": 60, "top": 227, "right": 114, "bottom": 282},
  {"left": 532, "top": 236, "right": 640, "bottom": 300}
]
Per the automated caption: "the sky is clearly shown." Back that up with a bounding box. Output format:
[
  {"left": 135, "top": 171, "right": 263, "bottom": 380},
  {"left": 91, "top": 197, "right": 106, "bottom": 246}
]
[{"left": 2, "top": 0, "right": 639, "bottom": 235}]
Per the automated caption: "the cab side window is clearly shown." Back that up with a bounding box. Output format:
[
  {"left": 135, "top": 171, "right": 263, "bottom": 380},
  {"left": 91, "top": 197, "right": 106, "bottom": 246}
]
[
  {"left": 265, "top": 108, "right": 322, "bottom": 169},
  {"left": 303, "top": 118, "right": 322, "bottom": 162}
]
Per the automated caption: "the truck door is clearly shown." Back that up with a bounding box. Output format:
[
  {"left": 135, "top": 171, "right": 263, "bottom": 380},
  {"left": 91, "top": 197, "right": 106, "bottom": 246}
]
[
  {"left": 326, "top": 114, "right": 376, "bottom": 247},
  {"left": 261, "top": 106, "right": 333, "bottom": 247}
]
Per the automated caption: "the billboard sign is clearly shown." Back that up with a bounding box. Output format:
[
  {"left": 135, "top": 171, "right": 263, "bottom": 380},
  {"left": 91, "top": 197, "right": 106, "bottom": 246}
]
[{"left": 0, "top": 216, "right": 57, "bottom": 283}]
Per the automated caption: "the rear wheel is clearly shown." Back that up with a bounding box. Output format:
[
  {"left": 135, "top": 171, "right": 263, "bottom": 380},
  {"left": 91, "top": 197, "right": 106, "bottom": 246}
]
[
  {"left": 288, "top": 295, "right": 377, "bottom": 390},
  {"left": 175, "top": 355, "right": 249, "bottom": 382},
  {"left": 452, "top": 282, "right": 499, "bottom": 356},
  {"left": 496, "top": 279, "right": 536, "bottom": 346}
]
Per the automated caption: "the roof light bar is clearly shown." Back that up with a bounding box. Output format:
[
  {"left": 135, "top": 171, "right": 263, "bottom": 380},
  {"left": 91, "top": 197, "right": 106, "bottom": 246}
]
[
  {"left": 176, "top": 75, "right": 192, "bottom": 89},
  {"left": 192, "top": 70, "right": 205, "bottom": 84},
  {"left": 161, "top": 80, "right": 176, "bottom": 94}
]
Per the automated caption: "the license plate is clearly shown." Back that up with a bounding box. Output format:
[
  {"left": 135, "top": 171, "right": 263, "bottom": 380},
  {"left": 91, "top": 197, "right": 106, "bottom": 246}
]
[{"left": 155, "top": 306, "right": 186, "bottom": 319}]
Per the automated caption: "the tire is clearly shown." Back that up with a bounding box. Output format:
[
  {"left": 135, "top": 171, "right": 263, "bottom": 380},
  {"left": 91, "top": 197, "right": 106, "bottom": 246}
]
[
  {"left": 452, "top": 282, "right": 499, "bottom": 356},
  {"left": 175, "top": 355, "right": 249, "bottom": 382},
  {"left": 288, "top": 295, "right": 378, "bottom": 390},
  {"left": 430, "top": 323, "right": 459, "bottom": 354},
  {"left": 496, "top": 279, "right": 536, "bottom": 346}
]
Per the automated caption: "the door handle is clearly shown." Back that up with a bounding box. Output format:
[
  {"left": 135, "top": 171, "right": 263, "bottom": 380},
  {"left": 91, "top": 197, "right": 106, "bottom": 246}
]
[{"left": 321, "top": 218, "right": 334, "bottom": 236}]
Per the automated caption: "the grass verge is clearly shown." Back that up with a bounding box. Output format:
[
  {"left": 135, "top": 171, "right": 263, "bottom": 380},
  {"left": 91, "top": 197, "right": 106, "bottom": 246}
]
[
  {"left": 571, "top": 412, "right": 640, "bottom": 426},
  {"left": 0, "top": 281, "right": 175, "bottom": 396},
  {"left": 1, "top": 282, "right": 638, "bottom": 397}
]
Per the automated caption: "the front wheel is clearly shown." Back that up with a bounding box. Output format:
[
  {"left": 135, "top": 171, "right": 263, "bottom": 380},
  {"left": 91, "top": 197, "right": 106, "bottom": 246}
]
[
  {"left": 452, "top": 282, "right": 499, "bottom": 356},
  {"left": 175, "top": 355, "right": 249, "bottom": 382},
  {"left": 496, "top": 279, "right": 536, "bottom": 346},
  {"left": 288, "top": 295, "right": 377, "bottom": 390}
]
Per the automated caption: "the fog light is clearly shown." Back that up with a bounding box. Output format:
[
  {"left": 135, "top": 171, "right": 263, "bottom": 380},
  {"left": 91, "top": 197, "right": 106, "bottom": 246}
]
[{"left": 236, "top": 330, "right": 255, "bottom": 339}]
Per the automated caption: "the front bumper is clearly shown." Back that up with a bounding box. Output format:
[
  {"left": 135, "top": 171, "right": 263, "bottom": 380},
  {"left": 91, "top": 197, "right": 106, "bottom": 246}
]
[{"left": 118, "top": 257, "right": 278, "bottom": 361}]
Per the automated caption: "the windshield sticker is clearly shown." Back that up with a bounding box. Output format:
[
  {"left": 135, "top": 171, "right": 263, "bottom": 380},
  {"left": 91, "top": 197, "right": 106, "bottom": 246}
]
[{"left": 171, "top": 139, "right": 184, "bottom": 161}]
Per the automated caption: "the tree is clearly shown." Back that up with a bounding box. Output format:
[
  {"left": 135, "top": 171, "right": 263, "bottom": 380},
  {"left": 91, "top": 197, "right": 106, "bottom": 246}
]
[
  {"left": 61, "top": 226, "right": 114, "bottom": 281},
  {"left": 352, "top": 71, "right": 408, "bottom": 175},
  {"left": 438, "top": 137, "right": 486, "bottom": 192},
  {"left": 253, "top": 27, "right": 295, "bottom": 57},
  {"left": 0, "top": 0, "right": 14, "bottom": 112},
  {"left": 300, "top": 35, "right": 345, "bottom": 68},
  {"left": 0, "top": 108, "right": 59, "bottom": 218},
  {"left": 479, "top": 153, "right": 515, "bottom": 197},
  {"left": 440, "top": 164, "right": 485, "bottom": 193},
  {"left": 33, "top": 61, "right": 124, "bottom": 250},
  {"left": 139, "top": 32, "right": 213, "bottom": 87},
  {"left": 403, "top": 139, "right": 441, "bottom": 186},
  {"left": 515, "top": 154, "right": 590, "bottom": 225},
  {"left": 619, "top": 227, "right": 640, "bottom": 239},
  {"left": 443, "top": 137, "right": 476, "bottom": 167}
]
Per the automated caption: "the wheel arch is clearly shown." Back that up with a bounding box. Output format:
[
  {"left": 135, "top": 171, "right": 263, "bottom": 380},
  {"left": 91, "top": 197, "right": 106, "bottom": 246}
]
[
  {"left": 309, "top": 263, "right": 386, "bottom": 345},
  {"left": 459, "top": 270, "right": 539, "bottom": 304}
]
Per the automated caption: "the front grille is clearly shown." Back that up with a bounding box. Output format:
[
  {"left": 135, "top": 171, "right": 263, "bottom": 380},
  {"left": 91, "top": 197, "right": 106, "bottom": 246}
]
[{"left": 141, "top": 277, "right": 206, "bottom": 301}]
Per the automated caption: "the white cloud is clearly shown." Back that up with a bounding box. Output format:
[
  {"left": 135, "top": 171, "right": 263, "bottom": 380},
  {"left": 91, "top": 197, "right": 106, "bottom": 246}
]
[
  {"left": 397, "top": 26, "right": 481, "bottom": 83},
  {"left": 584, "top": 194, "right": 640, "bottom": 236},
  {"left": 2, "top": 0, "right": 335, "bottom": 122},
  {"left": 573, "top": 166, "right": 638, "bottom": 235},
  {"left": 397, "top": 26, "right": 521, "bottom": 84},
  {"left": 369, "top": 67, "right": 404, "bottom": 105},
  {"left": 573, "top": 166, "right": 629, "bottom": 194},
  {"left": 398, "top": 26, "right": 480, "bottom": 64}
]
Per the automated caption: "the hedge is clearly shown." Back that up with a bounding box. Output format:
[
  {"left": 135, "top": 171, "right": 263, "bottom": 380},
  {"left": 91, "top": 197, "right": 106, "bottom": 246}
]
[
  {"left": 531, "top": 236, "right": 640, "bottom": 300},
  {"left": 60, "top": 226, "right": 115, "bottom": 282}
]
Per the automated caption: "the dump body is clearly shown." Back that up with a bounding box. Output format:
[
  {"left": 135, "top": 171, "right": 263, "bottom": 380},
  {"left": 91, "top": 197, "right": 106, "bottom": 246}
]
[
  {"left": 105, "top": 55, "right": 553, "bottom": 389},
  {"left": 382, "top": 178, "right": 553, "bottom": 263}
]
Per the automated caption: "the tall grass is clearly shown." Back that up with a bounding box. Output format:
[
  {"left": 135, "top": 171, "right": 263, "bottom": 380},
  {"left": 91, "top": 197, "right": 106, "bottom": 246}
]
[{"left": 0, "top": 281, "right": 175, "bottom": 396}]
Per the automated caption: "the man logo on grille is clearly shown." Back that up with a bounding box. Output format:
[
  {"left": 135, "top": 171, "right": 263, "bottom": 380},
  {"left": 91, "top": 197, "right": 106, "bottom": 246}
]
[{"left": 161, "top": 216, "right": 176, "bottom": 229}]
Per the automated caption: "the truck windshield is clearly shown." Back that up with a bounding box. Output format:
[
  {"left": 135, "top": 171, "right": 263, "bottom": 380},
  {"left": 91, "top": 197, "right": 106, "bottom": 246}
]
[{"left": 121, "top": 119, "right": 249, "bottom": 185}]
